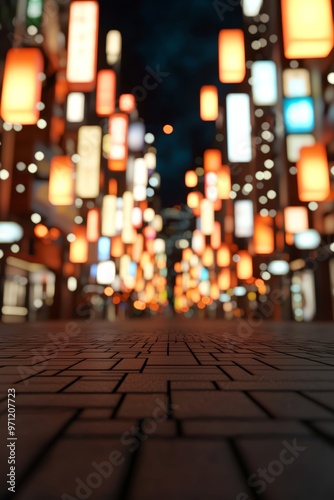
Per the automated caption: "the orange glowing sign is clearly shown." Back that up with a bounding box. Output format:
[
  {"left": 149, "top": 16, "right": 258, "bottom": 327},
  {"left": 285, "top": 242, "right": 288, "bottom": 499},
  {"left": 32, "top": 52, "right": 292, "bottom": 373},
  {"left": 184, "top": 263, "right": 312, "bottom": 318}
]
[
  {"left": 217, "top": 244, "right": 230, "bottom": 267},
  {"left": 185, "top": 171, "right": 198, "bottom": 188},
  {"left": 86, "top": 208, "right": 100, "bottom": 242},
  {"left": 200, "top": 86, "right": 218, "bottom": 121},
  {"left": 69, "top": 226, "right": 88, "bottom": 263},
  {"left": 281, "top": 0, "right": 334, "bottom": 58},
  {"left": 211, "top": 222, "right": 221, "bottom": 250},
  {"left": 0, "top": 48, "right": 43, "bottom": 124},
  {"left": 218, "top": 29, "right": 246, "bottom": 83},
  {"left": 119, "top": 94, "right": 136, "bottom": 113},
  {"left": 218, "top": 269, "right": 230, "bottom": 290},
  {"left": 66, "top": 1, "right": 99, "bottom": 91},
  {"left": 297, "top": 143, "right": 330, "bottom": 201},
  {"left": 236, "top": 251, "right": 253, "bottom": 280},
  {"left": 253, "top": 216, "right": 275, "bottom": 254},
  {"left": 48, "top": 156, "right": 74, "bottom": 206},
  {"left": 96, "top": 70, "right": 116, "bottom": 116},
  {"left": 204, "top": 150, "right": 221, "bottom": 173},
  {"left": 217, "top": 166, "right": 231, "bottom": 199}
]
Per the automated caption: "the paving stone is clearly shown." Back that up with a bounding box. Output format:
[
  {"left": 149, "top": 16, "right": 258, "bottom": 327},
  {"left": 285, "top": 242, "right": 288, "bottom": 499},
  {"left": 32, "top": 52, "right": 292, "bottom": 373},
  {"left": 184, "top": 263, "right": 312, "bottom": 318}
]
[
  {"left": 66, "top": 419, "right": 137, "bottom": 437},
  {"left": 117, "top": 394, "right": 168, "bottom": 418},
  {"left": 16, "top": 393, "right": 121, "bottom": 408},
  {"left": 79, "top": 409, "right": 113, "bottom": 419},
  {"left": 236, "top": 438, "right": 334, "bottom": 500},
  {"left": 127, "top": 439, "right": 246, "bottom": 500},
  {"left": 249, "top": 392, "right": 333, "bottom": 419},
  {"left": 217, "top": 381, "right": 334, "bottom": 391},
  {"left": 64, "top": 380, "right": 119, "bottom": 393},
  {"left": 171, "top": 381, "right": 216, "bottom": 390},
  {"left": 14, "top": 438, "right": 131, "bottom": 500},
  {"left": 68, "top": 360, "right": 117, "bottom": 370},
  {"left": 117, "top": 374, "right": 167, "bottom": 392},
  {"left": 146, "top": 355, "right": 199, "bottom": 365},
  {"left": 113, "top": 359, "right": 146, "bottom": 371},
  {"left": 172, "top": 391, "right": 266, "bottom": 418},
  {"left": 182, "top": 419, "right": 311, "bottom": 437}
]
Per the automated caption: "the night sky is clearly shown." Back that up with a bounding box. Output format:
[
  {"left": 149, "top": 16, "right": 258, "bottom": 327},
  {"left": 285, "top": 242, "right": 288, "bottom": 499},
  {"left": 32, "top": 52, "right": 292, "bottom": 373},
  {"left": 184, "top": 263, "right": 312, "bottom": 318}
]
[{"left": 100, "top": 0, "right": 243, "bottom": 206}]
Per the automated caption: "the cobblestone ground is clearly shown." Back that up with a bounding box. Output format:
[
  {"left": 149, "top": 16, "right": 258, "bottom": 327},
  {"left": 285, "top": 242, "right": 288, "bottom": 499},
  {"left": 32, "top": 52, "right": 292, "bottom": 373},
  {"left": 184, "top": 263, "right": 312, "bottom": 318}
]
[{"left": 1, "top": 319, "right": 334, "bottom": 500}]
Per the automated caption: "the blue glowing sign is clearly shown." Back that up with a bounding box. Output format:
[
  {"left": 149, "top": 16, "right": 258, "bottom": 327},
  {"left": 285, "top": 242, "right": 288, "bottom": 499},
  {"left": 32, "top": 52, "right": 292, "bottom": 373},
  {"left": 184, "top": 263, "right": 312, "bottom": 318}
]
[
  {"left": 283, "top": 97, "right": 315, "bottom": 134},
  {"left": 98, "top": 237, "right": 111, "bottom": 262}
]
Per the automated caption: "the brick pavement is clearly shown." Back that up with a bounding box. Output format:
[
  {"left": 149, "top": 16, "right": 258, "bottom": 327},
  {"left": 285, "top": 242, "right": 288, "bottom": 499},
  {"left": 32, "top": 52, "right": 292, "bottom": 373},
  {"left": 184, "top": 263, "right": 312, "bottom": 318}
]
[{"left": 0, "top": 319, "right": 334, "bottom": 499}]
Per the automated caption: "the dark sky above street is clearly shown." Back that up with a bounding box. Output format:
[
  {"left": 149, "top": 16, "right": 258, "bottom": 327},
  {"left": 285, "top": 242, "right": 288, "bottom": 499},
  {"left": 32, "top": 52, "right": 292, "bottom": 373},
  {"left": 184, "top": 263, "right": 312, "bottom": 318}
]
[{"left": 100, "top": 0, "right": 242, "bottom": 206}]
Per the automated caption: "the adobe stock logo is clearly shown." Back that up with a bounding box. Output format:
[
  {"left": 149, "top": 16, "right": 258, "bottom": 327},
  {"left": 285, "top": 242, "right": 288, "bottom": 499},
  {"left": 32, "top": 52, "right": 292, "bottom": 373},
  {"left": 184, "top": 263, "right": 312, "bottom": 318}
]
[
  {"left": 132, "top": 65, "right": 170, "bottom": 102},
  {"left": 236, "top": 439, "right": 307, "bottom": 499}
]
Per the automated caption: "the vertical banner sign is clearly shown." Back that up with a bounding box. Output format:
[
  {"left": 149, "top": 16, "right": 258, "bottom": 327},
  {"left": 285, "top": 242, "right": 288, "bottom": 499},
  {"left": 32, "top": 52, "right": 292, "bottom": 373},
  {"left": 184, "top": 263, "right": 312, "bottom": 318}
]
[
  {"left": 0, "top": 48, "right": 44, "bottom": 124},
  {"left": 75, "top": 126, "right": 102, "bottom": 198},
  {"left": 226, "top": 93, "right": 252, "bottom": 163},
  {"left": 66, "top": 1, "right": 99, "bottom": 91},
  {"left": 48, "top": 156, "right": 74, "bottom": 205},
  {"left": 108, "top": 113, "right": 129, "bottom": 171}
]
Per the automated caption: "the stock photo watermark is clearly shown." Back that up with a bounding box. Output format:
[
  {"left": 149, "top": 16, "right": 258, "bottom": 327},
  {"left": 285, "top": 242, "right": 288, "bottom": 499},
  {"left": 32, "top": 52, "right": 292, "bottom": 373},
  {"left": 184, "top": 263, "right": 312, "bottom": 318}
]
[
  {"left": 236, "top": 439, "right": 307, "bottom": 499},
  {"left": 61, "top": 397, "right": 179, "bottom": 500},
  {"left": 213, "top": 0, "right": 240, "bottom": 22},
  {"left": 132, "top": 65, "right": 170, "bottom": 102}
]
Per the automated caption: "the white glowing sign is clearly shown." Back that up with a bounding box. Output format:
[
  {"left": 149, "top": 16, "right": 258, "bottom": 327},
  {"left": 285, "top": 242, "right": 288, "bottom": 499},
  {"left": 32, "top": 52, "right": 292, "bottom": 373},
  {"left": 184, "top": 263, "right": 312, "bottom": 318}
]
[
  {"left": 226, "top": 94, "right": 252, "bottom": 163},
  {"left": 75, "top": 126, "right": 102, "bottom": 199}
]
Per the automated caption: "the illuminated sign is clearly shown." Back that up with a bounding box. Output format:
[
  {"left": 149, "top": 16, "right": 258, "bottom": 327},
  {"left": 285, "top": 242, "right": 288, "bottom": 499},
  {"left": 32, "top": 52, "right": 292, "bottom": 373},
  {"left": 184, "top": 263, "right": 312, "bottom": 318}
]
[
  {"left": 281, "top": 0, "right": 334, "bottom": 58},
  {"left": 226, "top": 94, "right": 252, "bottom": 162},
  {"left": 66, "top": 1, "right": 99, "bottom": 91},
  {"left": 283, "top": 97, "right": 315, "bottom": 134},
  {"left": 251, "top": 61, "right": 277, "bottom": 106},
  {"left": 75, "top": 126, "right": 102, "bottom": 198},
  {"left": 0, "top": 48, "right": 43, "bottom": 124},
  {"left": 219, "top": 30, "right": 245, "bottom": 83},
  {"left": 234, "top": 200, "right": 254, "bottom": 238},
  {"left": 108, "top": 113, "right": 129, "bottom": 171},
  {"left": 48, "top": 156, "right": 74, "bottom": 206},
  {"left": 0, "top": 222, "right": 23, "bottom": 243}
]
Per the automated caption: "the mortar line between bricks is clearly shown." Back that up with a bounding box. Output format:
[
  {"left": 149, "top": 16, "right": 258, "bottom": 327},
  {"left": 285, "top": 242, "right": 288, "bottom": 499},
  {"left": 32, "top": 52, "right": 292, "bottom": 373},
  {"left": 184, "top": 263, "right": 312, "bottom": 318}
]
[
  {"left": 303, "top": 421, "right": 334, "bottom": 447},
  {"left": 14, "top": 368, "right": 48, "bottom": 384},
  {"left": 117, "top": 428, "right": 143, "bottom": 500},
  {"left": 4, "top": 408, "right": 82, "bottom": 500},
  {"left": 175, "top": 419, "right": 183, "bottom": 437},
  {"left": 57, "top": 375, "right": 82, "bottom": 393},
  {"left": 184, "top": 342, "right": 202, "bottom": 365},
  {"left": 232, "top": 361, "right": 256, "bottom": 376},
  {"left": 139, "top": 358, "right": 148, "bottom": 373},
  {"left": 110, "top": 392, "right": 126, "bottom": 418},
  {"left": 252, "top": 358, "right": 281, "bottom": 370},
  {"left": 110, "top": 358, "right": 122, "bottom": 369},
  {"left": 295, "top": 390, "right": 334, "bottom": 416},
  {"left": 217, "top": 366, "right": 234, "bottom": 380},
  {"left": 228, "top": 438, "right": 267, "bottom": 500},
  {"left": 111, "top": 373, "right": 128, "bottom": 394},
  {"left": 244, "top": 391, "right": 275, "bottom": 419},
  {"left": 51, "top": 359, "right": 85, "bottom": 375}
]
